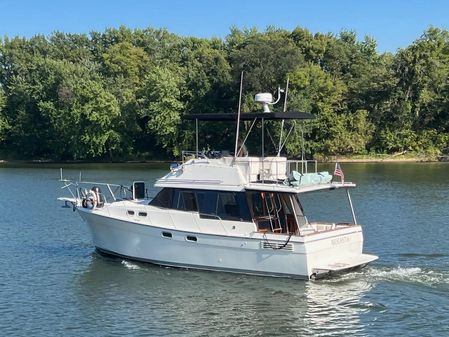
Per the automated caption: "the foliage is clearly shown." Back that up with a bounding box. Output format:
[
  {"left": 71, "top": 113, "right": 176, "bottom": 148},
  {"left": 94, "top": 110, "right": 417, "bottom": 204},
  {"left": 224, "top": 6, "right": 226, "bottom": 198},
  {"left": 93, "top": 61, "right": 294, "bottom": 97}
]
[
  {"left": 137, "top": 66, "right": 184, "bottom": 156},
  {"left": 1, "top": 26, "right": 449, "bottom": 160},
  {"left": 0, "top": 87, "right": 8, "bottom": 143}
]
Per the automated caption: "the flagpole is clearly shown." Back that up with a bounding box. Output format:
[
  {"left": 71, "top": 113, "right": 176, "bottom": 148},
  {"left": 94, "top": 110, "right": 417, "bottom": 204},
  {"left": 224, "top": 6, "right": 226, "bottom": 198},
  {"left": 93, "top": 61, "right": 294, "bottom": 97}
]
[{"left": 334, "top": 162, "right": 345, "bottom": 184}]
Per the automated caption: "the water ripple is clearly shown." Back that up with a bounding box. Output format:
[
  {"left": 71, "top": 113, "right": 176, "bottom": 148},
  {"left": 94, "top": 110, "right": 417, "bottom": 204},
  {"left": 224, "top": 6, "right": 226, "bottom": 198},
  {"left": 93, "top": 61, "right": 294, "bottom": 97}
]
[
  {"left": 3, "top": 165, "right": 449, "bottom": 337},
  {"left": 366, "top": 266, "right": 449, "bottom": 288}
]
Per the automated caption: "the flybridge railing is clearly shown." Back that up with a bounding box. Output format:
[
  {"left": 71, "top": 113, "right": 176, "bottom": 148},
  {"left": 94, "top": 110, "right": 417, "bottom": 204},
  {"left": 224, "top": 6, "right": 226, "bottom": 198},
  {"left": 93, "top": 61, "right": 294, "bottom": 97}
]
[
  {"left": 249, "top": 159, "right": 318, "bottom": 182},
  {"left": 178, "top": 152, "right": 319, "bottom": 184},
  {"left": 286, "top": 160, "right": 318, "bottom": 175},
  {"left": 181, "top": 150, "right": 224, "bottom": 163},
  {"left": 182, "top": 150, "right": 202, "bottom": 162},
  {"left": 238, "top": 159, "right": 319, "bottom": 183}
]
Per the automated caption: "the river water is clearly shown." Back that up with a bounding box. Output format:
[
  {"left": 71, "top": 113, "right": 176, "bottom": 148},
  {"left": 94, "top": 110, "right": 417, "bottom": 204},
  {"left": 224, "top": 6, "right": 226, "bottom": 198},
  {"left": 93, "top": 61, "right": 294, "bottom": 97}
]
[{"left": 1, "top": 162, "right": 448, "bottom": 336}]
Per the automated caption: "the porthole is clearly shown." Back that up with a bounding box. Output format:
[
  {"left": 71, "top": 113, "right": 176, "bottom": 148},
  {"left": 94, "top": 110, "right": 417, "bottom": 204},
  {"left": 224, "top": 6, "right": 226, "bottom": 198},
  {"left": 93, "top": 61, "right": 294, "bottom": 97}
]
[
  {"left": 162, "top": 232, "right": 172, "bottom": 238},
  {"left": 186, "top": 235, "right": 197, "bottom": 242},
  {"left": 127, "top": 210, "right": 135, "bottom": 215},
  {"left": 138, "top": 212, "right": 147, "bottom": 217}
]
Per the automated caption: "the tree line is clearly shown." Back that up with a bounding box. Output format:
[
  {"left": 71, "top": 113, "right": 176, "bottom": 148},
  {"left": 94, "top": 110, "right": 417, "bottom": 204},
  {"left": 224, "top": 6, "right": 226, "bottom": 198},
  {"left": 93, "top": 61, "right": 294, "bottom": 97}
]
[{"left": 1, "top": 25, "right": 449, "bottom": 160}]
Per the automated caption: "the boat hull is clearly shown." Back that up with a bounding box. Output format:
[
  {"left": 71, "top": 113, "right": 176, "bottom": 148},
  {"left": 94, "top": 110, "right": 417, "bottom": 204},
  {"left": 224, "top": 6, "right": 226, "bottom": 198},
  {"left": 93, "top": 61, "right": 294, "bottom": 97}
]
[{"left": 78, "top": 209, "right": 375, "bottom": 279}]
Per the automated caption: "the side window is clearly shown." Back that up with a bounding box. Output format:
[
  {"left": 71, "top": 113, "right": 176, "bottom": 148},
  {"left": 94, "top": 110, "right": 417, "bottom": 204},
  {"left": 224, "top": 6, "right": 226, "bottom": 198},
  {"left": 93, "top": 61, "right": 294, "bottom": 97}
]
[
  {"left": 173, "top": 189, "right": 183, "bottom": 209},
  {"left": 151, "top": 188, "right": 197, "bottom": 212},
  {"left": 217, "top": 192, "right": 238, "bottom": 220},
  {"left": 196, "top": 190, "right": 251, "bottom": 222},
  {"left": 152, "top": 188, "right": 251, "bottom": 221},
  {"left": 197, "top": 191, "right": 219, "bottom": 216},
  {"left": 149, "top": 188, "right": 173, "bottom": 208},
  {"left": 216, "top": 192, "right": 252, "bottom": 222},
  {"left": 182, "top": 191, "right": 197, "bottom": 212},
  {"left": 172, "top": 189, "right": 197, "bottom": 212},
  {"left": 249, "top": 192, "right": 265, "bottom": 217},
  {"left": 235, "top": 192, "right": 252, "bottom": 222}
]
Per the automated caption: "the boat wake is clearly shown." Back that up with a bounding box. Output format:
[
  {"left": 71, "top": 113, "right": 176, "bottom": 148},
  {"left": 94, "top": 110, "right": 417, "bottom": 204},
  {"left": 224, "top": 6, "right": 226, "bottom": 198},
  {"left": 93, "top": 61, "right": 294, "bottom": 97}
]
[
  {"left": 319, "top": 265, "right": 449, "bottom": 290},
  {"left": 365, "top": 265, "right": 449, "bottom": 288},
  {"left": 121, "top": 260, "right": 141, "bottom": 270}
]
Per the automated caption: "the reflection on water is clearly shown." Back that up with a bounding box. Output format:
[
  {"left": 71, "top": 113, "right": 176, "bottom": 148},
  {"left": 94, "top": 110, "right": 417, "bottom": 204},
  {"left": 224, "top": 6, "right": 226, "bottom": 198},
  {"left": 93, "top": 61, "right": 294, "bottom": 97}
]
[
  {"left": 72, "top": 253, "right": 449, "bottom": 337},
  {"left": 73, "top": 253, "right": 379, "bottom": 337},
  {"left": 302, "top": 278, "right": 373, "bottom": 336}
]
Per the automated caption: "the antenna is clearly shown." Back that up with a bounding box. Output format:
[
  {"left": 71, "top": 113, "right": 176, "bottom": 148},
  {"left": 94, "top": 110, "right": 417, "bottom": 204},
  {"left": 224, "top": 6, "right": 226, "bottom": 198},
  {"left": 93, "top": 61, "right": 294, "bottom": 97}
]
[
  {"left": 301, "top": 124, "right": 305, "bottom": 161},
  {"left": 234, "top": 71, "right": 244, "bottom": 160},
  {"left": 282, "top": 78, "right": 289, "bottom": 113},
  {"left": 278, "top": 77, "right": 289, "bottom": 156}
]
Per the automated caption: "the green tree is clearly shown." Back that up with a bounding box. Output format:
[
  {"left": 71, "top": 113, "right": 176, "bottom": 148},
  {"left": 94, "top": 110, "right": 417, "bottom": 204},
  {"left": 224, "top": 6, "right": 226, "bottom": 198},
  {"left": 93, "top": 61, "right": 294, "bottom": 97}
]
[
  {"left": 102, "top": 41, "right": 151, "bottom": 87},
  {"left": 138, "top": 66, "right": 184, "bottom": 156},
  {"left": 287, "top": 63, "right": 347, "bottom": 155},
  {"left": 2, "top": 25, "right": 449, "bottom": 160},
  {"left": 228, "top": 27, "right": 304, "bottom": 93},
  {"left": 0, "top": 87, "right": 8, "bottom": 143}
]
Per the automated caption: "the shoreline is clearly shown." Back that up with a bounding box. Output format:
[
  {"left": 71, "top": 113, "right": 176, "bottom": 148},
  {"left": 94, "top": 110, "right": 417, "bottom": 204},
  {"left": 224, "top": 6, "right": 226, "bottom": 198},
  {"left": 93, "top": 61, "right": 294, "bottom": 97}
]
[
  {"left": 325, "top": 158, "right": 434, "bottom": 163},
  {"left": 0, "top": 156, "right": 445, "bottom": 165}
]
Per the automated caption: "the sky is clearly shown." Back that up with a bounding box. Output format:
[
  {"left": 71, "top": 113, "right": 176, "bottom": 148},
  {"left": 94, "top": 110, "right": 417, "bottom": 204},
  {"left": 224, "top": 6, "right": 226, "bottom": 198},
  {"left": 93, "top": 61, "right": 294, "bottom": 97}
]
[{"left": 1, "top": 0, "right": 448, "bottom": 53}]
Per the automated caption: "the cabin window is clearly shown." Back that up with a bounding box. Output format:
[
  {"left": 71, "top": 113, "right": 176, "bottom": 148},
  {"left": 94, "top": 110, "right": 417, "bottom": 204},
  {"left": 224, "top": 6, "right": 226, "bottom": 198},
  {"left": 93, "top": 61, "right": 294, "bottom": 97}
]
[
  {"left": 150, "top": 188, "right": 251, "bottom": 221},
  {"left": 217, "top": 192, "right": 237, "bottom": 219},
  {"left": 216, "top": 192, "right": 249, "bottom": 221},
  {"left": 149, "top": 188, "right": 174, "bottom": 208},
  {"left": 234, "top": 192, "right": 252, "bottom": 222},
  {"left": 183, "top": 191, "right": 197, "bottom": 211},
  {"left": 197, "top": 191, "right": 219, "bottom": 217},
  {"left": 196, "top": 191, "right": 251, "bottom": 222},
  {"left": 250, "top": 192, "right": 265, "bottom": 217},
  {"left": 173, "top": 190, "right": 198, "bottom": 212}
]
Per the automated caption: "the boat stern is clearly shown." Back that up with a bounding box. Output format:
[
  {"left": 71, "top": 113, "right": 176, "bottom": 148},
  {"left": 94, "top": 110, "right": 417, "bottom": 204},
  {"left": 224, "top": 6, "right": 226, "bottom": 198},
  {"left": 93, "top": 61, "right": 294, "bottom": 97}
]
[
  {"left": 311, "top": 253, "right": 378, "bottom": 279},
  {"left": 303, "top": 226, "right": 378, "bottom": 279}
]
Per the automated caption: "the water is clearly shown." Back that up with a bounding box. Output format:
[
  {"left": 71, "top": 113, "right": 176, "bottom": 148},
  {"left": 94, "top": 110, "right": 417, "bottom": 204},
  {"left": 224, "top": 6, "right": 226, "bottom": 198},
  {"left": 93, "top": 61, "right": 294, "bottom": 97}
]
[{"left": 1, "top": 162, "right": 449, "bottom": 336}]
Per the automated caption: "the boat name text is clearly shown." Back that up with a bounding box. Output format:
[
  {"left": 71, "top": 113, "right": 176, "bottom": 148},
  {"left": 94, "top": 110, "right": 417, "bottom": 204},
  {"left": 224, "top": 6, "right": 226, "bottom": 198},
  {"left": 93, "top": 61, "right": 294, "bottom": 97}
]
[{"left": 331, "top": 236, "right": 350, "bottom": 245}]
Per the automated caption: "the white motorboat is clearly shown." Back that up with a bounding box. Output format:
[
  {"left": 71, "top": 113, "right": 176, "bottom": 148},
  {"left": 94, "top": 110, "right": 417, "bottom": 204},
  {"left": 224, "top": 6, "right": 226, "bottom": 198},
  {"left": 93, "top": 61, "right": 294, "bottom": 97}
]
[{"left": 59, "top": 89, "right": 377, "bottom": 280}]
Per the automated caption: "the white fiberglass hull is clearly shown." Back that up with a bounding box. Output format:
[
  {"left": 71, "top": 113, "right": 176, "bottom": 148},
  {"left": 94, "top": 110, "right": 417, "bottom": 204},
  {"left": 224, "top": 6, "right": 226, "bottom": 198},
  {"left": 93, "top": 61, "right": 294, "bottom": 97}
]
[{"left": 78, "top": 208, "right": 377, "bottom": 279}]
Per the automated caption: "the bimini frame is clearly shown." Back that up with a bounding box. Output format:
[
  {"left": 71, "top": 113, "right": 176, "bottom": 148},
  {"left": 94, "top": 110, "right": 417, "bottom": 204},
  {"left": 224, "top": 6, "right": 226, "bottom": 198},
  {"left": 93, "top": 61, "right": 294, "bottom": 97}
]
[{"left": 185, "top": 111, "right": 315, "bottom": 159}]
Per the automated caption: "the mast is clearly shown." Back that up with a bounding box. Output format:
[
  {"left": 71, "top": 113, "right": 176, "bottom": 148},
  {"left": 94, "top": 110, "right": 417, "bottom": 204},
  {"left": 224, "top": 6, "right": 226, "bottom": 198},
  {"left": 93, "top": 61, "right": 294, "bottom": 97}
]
[{"left": 195, "top": 118, "right": 199, "bottom": 158}]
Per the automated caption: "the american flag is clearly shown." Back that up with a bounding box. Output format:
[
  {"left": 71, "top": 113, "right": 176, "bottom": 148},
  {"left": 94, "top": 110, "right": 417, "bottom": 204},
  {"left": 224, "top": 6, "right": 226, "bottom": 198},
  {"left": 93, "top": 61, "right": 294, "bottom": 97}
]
[{"left": 334, "top": 162, "right": 344, "bottom": 182}]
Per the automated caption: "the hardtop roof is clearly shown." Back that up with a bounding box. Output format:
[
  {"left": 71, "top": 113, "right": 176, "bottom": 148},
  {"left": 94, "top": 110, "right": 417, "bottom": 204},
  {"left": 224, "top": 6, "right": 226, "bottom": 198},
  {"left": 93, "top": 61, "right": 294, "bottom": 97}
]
[{"left": 184, "top": 111, "right": 315, "bottom": 121}]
